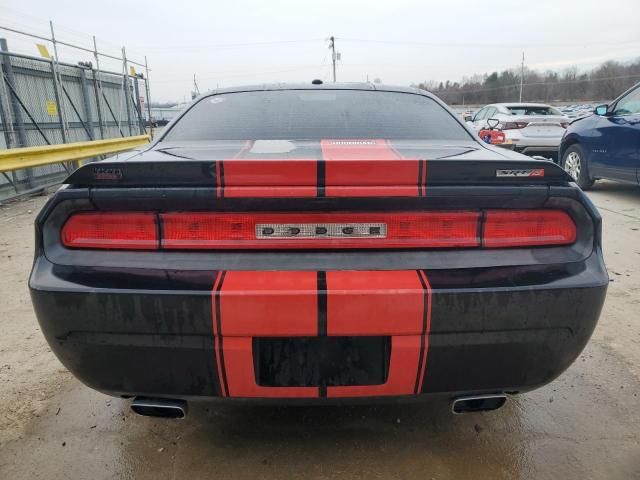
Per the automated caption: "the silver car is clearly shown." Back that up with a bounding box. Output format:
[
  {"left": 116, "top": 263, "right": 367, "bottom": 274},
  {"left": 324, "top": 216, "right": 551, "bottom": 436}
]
[{"left": 467, "top": 103, "right": 569, "bottom": 161}]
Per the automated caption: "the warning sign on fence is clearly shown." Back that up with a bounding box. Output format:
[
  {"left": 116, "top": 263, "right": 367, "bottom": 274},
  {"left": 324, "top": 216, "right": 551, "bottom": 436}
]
[
  {"left": 46, "top": 101, "right": 58, "bottom": 116},
  {"left": 36, "top": 44, "right": 51, "bottom": 59}
]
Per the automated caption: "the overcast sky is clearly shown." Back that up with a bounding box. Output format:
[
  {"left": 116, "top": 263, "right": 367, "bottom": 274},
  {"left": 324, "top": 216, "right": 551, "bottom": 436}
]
[{"left": 1, "top": 0, "right": 638, "bottom": 101}]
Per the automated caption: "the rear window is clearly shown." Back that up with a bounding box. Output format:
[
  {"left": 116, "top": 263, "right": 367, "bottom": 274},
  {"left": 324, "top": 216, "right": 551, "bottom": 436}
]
[
  {"left": 163, "top": 90, "right": 471, "bottom": 142},
  {"left": 505, "top": 105, "right": 562, "bottom": 116}
]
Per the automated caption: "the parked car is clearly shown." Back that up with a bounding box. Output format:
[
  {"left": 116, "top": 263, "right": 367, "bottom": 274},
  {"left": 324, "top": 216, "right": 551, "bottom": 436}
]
[
  {"left": 559, "top": 82, "right": 640, "bottom": 189},
  {"left": 467, "top": 103, "right": 569, "bottom": 161},
  {"left": 30, "top": 83, "right": 607, "bottom": 417}
]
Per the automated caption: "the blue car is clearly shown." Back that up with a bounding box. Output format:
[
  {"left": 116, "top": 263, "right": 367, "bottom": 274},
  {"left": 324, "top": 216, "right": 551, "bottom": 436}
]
[{"left": 559, "top": 82, "right": 640, "bottom": 189}]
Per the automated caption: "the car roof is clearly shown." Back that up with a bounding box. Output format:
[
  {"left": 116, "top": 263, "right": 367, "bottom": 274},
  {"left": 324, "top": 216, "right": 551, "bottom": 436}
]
[
  {"left": 491, "top": 103, "right": 554, "bottom": 108},
  {"left": 197, "top": 82, "right": 428, "bottom": 97}
]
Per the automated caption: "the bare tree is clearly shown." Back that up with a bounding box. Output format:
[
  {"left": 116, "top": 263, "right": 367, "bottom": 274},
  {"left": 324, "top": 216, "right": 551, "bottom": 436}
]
[{"left": 413, "top": 58, "right": 640, "bottom": 104}]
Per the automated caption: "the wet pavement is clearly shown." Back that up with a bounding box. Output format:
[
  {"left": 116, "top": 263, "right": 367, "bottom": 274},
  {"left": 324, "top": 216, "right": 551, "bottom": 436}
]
[{"left": 1, "top": 182, "right": 639, "bottom": 479}]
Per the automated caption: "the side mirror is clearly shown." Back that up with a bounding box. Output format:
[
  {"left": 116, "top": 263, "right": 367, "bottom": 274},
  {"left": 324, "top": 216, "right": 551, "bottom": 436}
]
[
  {"left": 463, "top": 114, "right": 473, "bottom": 122},
  {"left": 595, "top": 104, "right": 608, "bottom": 116},
  {"left": 486, "top": 118, "right": 500, "bottom": 129}
]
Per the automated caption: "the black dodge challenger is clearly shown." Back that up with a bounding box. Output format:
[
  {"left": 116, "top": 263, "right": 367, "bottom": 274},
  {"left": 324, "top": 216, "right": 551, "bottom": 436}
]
[{"left": 29, "top": 83, "right": 608, "bottom": 417}]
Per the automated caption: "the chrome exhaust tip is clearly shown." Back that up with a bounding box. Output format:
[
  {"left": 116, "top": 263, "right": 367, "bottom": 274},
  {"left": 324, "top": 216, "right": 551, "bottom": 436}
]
[
  {"left": 451, "top": 394, "right": 507, "bottom": 414},
  {"left": 131, "top": 397, "right": 188, "bottom": 418}
]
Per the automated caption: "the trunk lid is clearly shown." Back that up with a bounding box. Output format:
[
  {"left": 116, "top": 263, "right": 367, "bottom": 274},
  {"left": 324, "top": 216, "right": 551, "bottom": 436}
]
[
  {"left": 510, "top": 115, "right": 568, "bottom": 138},
  {"left": 66, "top": 139, "right": 572, "bottom": 196}
]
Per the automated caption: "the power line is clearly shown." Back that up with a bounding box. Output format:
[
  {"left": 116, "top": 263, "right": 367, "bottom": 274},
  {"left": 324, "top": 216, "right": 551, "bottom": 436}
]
[
  {"left": 153, "top": 64, "right": 328, "bottom": 84},
  {"left": 139, "top": 38, "right": 325, "bottom": 51},
  {"left": 337, "top": 37, "right": 640, "bottom": 49}
]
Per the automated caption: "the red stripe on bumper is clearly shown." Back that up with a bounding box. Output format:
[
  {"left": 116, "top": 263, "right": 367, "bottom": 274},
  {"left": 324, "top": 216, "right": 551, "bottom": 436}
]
[
  {"left": 215, "top": 271, "right": 318, "bottom": 398},
  {"left": 212, "top": 270, "right": 432, "bottom": 398},
  {"left": 212, "top": 271, "right": 228, "bottom": 396},
  {"left": 326, "top": 270, "right": 425, "bottom": 336},
  {"left": 326, "top": 270, "right": 429, "bottom": 396},
  {"left": 219, "top": 271, "right": 318, "bottom": 337}
]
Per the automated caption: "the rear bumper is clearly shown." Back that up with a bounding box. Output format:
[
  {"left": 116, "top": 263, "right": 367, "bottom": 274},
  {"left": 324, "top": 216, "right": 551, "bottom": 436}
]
[
  {"left": 514, "top": 146, "right": 560, "bottom": 162},
  {"left": 504, "top": 131, "right": 561, "bottom": 160},
  {"left": 30, "top": 252, "right": 608, "bottom": 401}
]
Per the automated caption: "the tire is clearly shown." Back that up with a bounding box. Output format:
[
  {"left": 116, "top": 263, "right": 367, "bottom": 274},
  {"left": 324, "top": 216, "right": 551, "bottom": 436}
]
[{"left": 561, "top": 144, "right": 594, "bottom": 190}]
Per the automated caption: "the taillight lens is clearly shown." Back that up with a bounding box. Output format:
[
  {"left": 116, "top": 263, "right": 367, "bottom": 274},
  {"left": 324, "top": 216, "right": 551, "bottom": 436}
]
[
  {"left": 560, "top": 122, "right": 569, "bottom": 129},
  {"left": 160, "top": 212, "right": 481, "bottom": 249},
  {"left": 61, "top": 212, "right": 158, "bottom": 250},
  {"left": 483, "top": 210, "right": 576, "bottom": 248},
  {"left": 501, "top": 121, "right": 529, "bottom": 130},
  {"left": 60, "top": 210, "right": 577, "bottom": 250}
]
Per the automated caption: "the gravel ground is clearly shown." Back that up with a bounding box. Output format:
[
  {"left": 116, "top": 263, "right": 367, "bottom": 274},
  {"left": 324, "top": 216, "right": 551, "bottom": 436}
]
[{"left": 0, "top": 182, "right": 639, "bottom": 479}]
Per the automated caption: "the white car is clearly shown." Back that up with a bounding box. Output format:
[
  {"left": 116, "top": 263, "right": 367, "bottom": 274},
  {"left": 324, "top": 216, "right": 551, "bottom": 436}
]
[{"left": 466, "top": 103, "right": 569, "bottom": 161}]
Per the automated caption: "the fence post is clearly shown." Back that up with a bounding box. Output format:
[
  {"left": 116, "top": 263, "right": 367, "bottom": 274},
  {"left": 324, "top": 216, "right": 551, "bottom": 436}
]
[
  {"left": 0, "top": 39, "right": 27, "bottom": 148},
  {"left": 0, "top": 39, "right": 33, "bottom": 188},
  {"left": 78, "top": 67, "right": 95, "bottom": 140},
  {"left": 0, "top": 48, "right": 13, "bottom": 149},
  {"left": 121, "top": 47, "right": 133, "bottom": 136},
  {"left": 144, "top": 56, "right": 153, "bottom": 139},
  {"left": 50, "top": 61, "right": 67, "bottom": 144},
  {"left": 133, "top": 76, "right": 145, "bottom": 134},
  {"left": 91, "top": 69, "right": 105, "bottom": 139},
  {"left": 49, "top": 21, "right": 68, "bottom": 144},
  {"left": 92, "top": 36, "right": 105, "bottom": 139},
  {"left": 0, "top": 46, "right": 18, "bottom": 188}
]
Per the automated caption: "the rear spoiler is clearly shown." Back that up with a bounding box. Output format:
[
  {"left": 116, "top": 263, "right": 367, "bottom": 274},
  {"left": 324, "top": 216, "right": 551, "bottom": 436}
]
[{"left": 65, "top": 159, "right": 573, "bottom": 197}]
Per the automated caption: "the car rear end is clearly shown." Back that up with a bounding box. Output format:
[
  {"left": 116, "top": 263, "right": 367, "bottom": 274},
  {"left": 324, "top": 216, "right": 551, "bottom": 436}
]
[
  {"left": 29, "top": 86, "right": 607, "bottom": 412},
  {"left": 499, "top": 104, "right": 569, "bottom": 160}
]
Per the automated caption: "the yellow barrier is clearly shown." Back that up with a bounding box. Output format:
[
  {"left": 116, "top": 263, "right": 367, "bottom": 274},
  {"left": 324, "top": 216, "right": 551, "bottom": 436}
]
[{"left": 0, "top": 135, "right": 151, "bottom": 173}]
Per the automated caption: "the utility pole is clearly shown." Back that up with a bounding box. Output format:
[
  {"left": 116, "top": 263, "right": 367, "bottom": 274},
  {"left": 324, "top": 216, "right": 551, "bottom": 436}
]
[
  {"left": 519, "top": 51, "right": 525, "bottom": 102},
  {"left": 329, "top": 36, "right": 336, "bottom": 82},
  {"left": 192, "top": 74, "right": 200, "bottom": 99}
]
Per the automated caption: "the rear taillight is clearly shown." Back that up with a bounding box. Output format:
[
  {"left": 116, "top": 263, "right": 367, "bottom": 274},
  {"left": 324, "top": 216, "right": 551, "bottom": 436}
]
[
  {"left": 61, "top": 212, "right": 158, "bottom": 250},
  {"left": 60, "top": 210, "right": 577, "bottom": 250},
  {"left": 501, "top": 121, "right": 529, "bottom": 130},
  {"left": 483, "top": 210, "right": 576, "bottom": 248},
  {"left": 560, "top": 122, "right": 570, "bottom": 129},
  {"left": 160, "top": 212, "right": 481, "bottom": 249}
]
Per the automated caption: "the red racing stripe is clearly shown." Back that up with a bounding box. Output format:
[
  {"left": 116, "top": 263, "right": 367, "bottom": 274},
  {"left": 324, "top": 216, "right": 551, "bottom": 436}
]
[
  {"left": 222, "top": 159, "right": 317, "bottom": 198},
  {"left": 221, "top": 140, "right": 317, "bottom": 198},
  {"left": 211, "top": 270, "right": 432, "bottom": 398},
  {"left": 325, "top": 270, "right": 425, "bottom": 336},
  {"left": 219, "top": 271, "right": 318, "bottom": 337},
  {"left": 211, "top": 271, "right": 228, "bottom": 396},
  {"left": 320, "top": 139, "right": 421, "bottom": 197},
  {"left": 325, "top": 270, "right": 430, "bottom": 397},
  {"left": 415, "top": 270, "right": 432, "bottom": 393},
  {"left": 216, "top": 271, "right": 318, "bottom": 398}
]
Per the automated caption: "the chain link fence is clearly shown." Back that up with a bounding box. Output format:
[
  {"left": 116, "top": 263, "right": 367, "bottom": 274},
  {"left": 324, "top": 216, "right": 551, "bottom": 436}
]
[{"left": 0, "top": 39, "right": 150, "bottom": 201}]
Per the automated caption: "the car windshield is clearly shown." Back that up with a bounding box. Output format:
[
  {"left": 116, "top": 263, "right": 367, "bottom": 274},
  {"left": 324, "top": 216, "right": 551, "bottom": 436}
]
[
  {"left": 162, "top": 90, "right": 472, "bottom": 142},
  {"left": 505, "top": 105, "right": 562, "bottom": 116}
]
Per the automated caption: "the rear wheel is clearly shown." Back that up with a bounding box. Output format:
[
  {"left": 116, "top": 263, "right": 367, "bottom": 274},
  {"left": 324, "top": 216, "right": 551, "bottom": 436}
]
[{"left": 562, "top": 145, "right": 594, "bottom": 190}]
